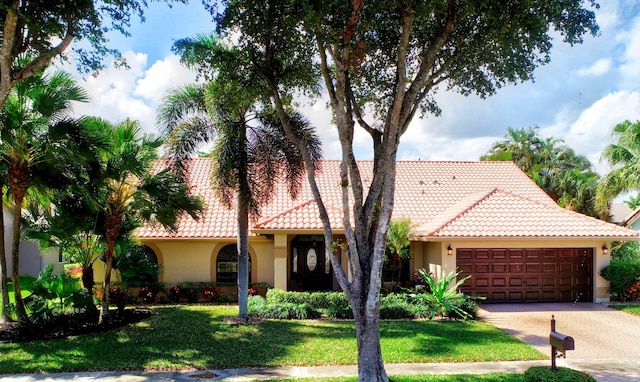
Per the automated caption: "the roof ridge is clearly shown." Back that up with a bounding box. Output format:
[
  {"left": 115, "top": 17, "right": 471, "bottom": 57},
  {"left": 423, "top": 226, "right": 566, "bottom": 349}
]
[
  {"left": 254, "top": 199, "right": 317, "bottom": 228},
  {"left": 425, "top": 188, "right": 502, "bottom": 236}
]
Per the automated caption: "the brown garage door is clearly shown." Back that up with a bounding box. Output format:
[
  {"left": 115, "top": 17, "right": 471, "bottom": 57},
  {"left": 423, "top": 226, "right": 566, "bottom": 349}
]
[{"left": 457, "top": 248, "right": 593, "bottom": 302}]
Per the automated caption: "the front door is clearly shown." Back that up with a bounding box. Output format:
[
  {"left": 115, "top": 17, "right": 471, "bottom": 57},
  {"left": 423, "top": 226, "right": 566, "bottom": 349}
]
[{"left": 291, "top": 235, "right": 333, "bottom": 291}]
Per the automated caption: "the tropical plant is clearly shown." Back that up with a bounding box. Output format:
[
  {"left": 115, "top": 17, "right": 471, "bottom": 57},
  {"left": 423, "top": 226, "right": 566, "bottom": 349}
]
[
  {"left": 0, "top": 67, "right": 97, "bottom": 325},
  {"left": 385, "top": 218, "right": 415, "bottom": 288},
  {"left": 24, "top": 264, "right": 96, "bottom": 326},
  {"left": 78, "top": 117, "right": 203, "bottom": 323},
  {"left": 598, "top": 120, "right": 640, "bottom": 210},
  {"left": 416, "top": 267, "right": 472, "bottom": 320},
  {"left": 158, "top": 48, "right": 322, "bottom": 318},
  {"left": 482, "top": 127, "right": 604, "bottom": 218}
]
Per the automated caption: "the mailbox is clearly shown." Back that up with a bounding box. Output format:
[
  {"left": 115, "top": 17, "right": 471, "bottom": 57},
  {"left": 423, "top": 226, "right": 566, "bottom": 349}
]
[{"left": 550, "top": 331, "right": 575, "bottom": 354}]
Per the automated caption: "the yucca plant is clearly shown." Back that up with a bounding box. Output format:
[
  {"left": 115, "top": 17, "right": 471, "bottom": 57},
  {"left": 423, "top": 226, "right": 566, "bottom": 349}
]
[{"left": 417, "top": 267, "right": 471, "bottom": 320}]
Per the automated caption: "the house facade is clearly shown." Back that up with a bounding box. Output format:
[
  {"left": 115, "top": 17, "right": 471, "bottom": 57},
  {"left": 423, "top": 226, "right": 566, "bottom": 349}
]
[{"left": 132, "top": 159, "right": 637, "bottom": 303}]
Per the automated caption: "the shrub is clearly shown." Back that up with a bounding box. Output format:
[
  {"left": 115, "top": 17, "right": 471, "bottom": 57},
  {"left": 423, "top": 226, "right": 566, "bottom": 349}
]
[
  {"left": 248, "top": 295, "right": 267, "bottom": 314},
  {"left": 324, "top": 292, "right": 353, "bottom": 319},
  {"left": 266, "top": 289, "right": 311, "bottom": 305},
  {"left": 25, "top": 264, "right": 97, "bottom": 325},
  {"left": 524, "top": 366, "right": 596, "bottom": 382},
  {"left": 446, "top": 298, "right": 480, "bottom": 320},
  {"left": 417, "top": 267, "right": 472, "bottom": 319},
  {"left": 255, "top": 302, "right": 320, "bottom": 319},
  {"left": 600, "top": 261, "right": 640, "bottom": 301}
]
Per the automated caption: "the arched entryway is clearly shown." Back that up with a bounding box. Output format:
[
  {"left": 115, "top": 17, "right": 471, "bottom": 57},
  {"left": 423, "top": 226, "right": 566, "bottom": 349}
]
[
  {"left": 216, "top": 244, "right": 252, "bottom": 284},
  {"left": 290, "top": 235, "right": 333, "bottom": 291}
]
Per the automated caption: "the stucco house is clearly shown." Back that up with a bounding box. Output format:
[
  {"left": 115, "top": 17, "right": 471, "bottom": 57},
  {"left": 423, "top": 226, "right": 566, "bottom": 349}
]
[{"left": 133, "top": 158, "right": 637, "bottom": 303}]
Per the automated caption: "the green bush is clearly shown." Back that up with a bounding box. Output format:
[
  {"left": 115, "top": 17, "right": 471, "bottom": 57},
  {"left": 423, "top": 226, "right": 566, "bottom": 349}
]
[
  {"left": 254, "top": 302, "right": 320, "bottom": 319},
  {"left": 446, "top": 298, "right": 480, "bottom": 320},
  {"left": 266, "top": 289, "right": 311, "bottom": 305},
  {"left": 248, "top": 295, "right": 267, "bottom": 314},
  {"left": 324, "top": 291, "right": 353, "bottom": 319},
  {"left": 599, "top": 261, "right": 640, "bottom": 301},
  {"left": 524, "top": 366, "right": 596, "bottom": 382},
  {"left": 611, "top": 241, "right": 640, "bottom": 263}
]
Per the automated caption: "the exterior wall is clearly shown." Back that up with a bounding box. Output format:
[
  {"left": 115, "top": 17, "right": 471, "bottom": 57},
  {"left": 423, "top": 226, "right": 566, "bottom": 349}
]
[
  {"left": 3, "top": 207, "right": 56, "bottom": 277},
  {"left": 412, "top": 238, "right": 612, "bottom": 303},
  {"left": 135, "top": 237, "right": 276, "bottom": 288}
]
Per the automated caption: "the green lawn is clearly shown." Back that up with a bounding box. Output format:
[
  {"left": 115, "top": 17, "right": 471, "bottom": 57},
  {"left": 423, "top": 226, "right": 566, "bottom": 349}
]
[
  {"left": 0, "top": 305, "right": 544, "bottom": 374},
  {"left": 611, "top": 304, "right": 640, "bottom": 316},
  {"left": 271, "top": 374, "right": 524, "bottom": 382}
]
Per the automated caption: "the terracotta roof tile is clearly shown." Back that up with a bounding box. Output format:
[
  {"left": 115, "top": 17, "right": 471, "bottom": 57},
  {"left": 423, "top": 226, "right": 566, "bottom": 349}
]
[{"left": 136, "top": 159, "right": 637, "bottom": 239}]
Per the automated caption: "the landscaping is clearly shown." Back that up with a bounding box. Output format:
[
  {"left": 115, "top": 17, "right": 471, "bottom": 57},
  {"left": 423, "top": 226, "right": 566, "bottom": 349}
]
[
  {"left": 611, "top": 304, "right": 640, "bottom": 316},
  {"left": 0, "top": 304, "right": 545, "bottom": 374}
]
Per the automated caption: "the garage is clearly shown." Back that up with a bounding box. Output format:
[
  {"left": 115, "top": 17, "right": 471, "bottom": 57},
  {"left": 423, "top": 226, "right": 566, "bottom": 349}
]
[{"left": 456, "top": 248, "right": 593, "bottom": 302}]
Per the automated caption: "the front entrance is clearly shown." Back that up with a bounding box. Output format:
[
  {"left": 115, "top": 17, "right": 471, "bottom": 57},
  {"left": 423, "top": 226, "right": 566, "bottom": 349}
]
[{"left": 290, "top": 235, "right": 333, "bottom": 291}]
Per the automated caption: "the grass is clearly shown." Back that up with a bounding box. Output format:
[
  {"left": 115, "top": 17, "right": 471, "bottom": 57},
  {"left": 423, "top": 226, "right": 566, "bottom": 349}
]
[
  {"left": 271, "top": 374, "right": 524, "bottom": 382},
  {"left": 0, "top": 305, "right": 544, "bottom": 374},
  {"left": 611, "top": 304, "right": 640, "bottom": 316}
]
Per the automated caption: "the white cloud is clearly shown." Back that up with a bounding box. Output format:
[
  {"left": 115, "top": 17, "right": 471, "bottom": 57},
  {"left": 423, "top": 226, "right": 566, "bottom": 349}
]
[
  {"left": 558, "top": 90, "right": 640, "bottom": 173},
  {"left": 577, "top": 59, "right": 611, "bottom": 76},
  {"left": 69, "top": 51, "right": 197, "bottom": 135},
  {"left": 134, "top": 54, "right": 197, "bottom": 105}
]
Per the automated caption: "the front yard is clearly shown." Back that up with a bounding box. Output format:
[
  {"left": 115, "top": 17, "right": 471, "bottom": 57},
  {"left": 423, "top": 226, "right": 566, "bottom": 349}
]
[{"left": 0, "top": 304, "right": 545, "bottom": 374}]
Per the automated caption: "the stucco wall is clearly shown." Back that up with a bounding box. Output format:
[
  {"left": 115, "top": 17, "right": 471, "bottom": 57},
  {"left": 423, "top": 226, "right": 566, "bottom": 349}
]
[{"left": 136, "top": 237, "right": 276, "bottom": 287}]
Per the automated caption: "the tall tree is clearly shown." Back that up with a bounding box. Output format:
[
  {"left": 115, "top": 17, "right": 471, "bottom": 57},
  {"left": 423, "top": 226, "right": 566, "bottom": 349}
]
[
  {"left": 597, "top": 120, "right": 640, "bottom": 210},
  {"left": 212, "top": 2, "right": 599, "bottom": 380},
  {"left": 482, "top": 126, "right": 604, "bottom": 218},
  {"left": 80, "top": 117, "right": 203, "bottom": 323},
  {"left": 0, "top": 0, "right": 185, "bottom": 109},
  {"left": 158, "top": 66, "right": 321, "bottom": 318},
  {"left": 0, "top": 68, "right": 93, "bottom": 325}
]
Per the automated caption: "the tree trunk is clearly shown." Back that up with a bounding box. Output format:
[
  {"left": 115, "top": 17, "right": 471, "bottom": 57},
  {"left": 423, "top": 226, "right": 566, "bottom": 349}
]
[
  {"left": 100, "top": 214, "right": 121, "bottom": 324},
  {"left": 0, "top": 188, "right": 11, "bottom": 323},
  {"left": 100, "top": 240, "right": 114, "bottom": 324},
  {"left": 236, "top": 122, "right": 250, "bottom": 319},
  {"left": 354, "top": 308, "right": 389, "bottom": 382},
  {"left": 237, "top": 199, "right": 249, "bottom": 318},
  {"left": 82, "top": 263, "right": 95, "bottom": 293},
  {"left": 11, "top": 195, "right": 28, "bottom": 325}
]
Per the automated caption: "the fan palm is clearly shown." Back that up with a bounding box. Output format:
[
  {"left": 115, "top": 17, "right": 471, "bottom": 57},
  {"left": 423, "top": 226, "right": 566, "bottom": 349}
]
[
  {"left": 0, "top": 69, "right": 90, "bottom": 325},
  {"left": 597, "top": 120, "right": 640, "bottom": 210},
  {"left": 158, "top": 74, "right": 321, "bottom": 318},
  {"left": 82, "top": 117, "right": 203, "bottom": 323}
]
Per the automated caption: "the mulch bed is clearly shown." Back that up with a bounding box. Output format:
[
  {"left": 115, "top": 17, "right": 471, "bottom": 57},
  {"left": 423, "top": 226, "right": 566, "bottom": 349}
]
[{"left": 0, "top": 308, "right": 154, "bottom": 343}]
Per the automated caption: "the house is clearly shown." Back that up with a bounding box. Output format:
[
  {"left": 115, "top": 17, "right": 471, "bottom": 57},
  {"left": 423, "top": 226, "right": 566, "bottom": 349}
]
[
  {"left": 133, "top": 158, "right": 637, "bottom": 303},
  {"left": 2, "top": 206, "right": 61, "bottom": 277}
]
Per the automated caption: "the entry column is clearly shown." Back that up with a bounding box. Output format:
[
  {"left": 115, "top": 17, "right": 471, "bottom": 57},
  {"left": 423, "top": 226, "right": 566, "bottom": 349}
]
[{"left": 273, "top": 233, "right": 288, "bottom": 290}]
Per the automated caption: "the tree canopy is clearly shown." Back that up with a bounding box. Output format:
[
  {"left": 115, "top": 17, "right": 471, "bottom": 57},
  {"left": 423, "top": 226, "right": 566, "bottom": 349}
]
[
  {"left": 0, "top": 0, "right": 185, "bottom": 108},
  {"left": 190, "top": 1, "right": 600, "bottom": 380},
  {"left": 482, "top": 126, "right": 605, "bottom": 219},
  {"left": 598, "top": 120, "right": 640, "bottom": 210}
]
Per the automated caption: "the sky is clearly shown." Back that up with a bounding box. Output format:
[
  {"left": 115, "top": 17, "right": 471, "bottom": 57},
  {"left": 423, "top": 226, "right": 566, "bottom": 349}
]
[{"left": 59, "top": 1, "right": 640, "bottom": 176}]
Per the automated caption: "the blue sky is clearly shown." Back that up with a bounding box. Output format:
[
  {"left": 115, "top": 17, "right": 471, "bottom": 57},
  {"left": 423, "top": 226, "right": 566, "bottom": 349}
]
[{"left": 63, "top": 1, "right": 640, "bottom": 176}]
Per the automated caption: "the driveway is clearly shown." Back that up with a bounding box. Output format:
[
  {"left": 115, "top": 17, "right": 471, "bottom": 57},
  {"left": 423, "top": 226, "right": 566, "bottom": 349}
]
[{"left": 478, "top": 303, "right": 640, "bottom": 381}]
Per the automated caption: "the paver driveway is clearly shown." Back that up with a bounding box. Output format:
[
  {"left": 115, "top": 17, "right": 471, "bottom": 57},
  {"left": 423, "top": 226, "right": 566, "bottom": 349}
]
[{"left": 479, "top": 302, "right": 640, "bottom": 381}]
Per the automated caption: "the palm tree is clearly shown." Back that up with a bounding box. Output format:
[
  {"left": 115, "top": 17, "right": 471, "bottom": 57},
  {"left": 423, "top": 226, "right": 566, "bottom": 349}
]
[
  {"left": 0, "top": 69, "right": 90, "bottom": 325},
  {"left": 597, "top": 120, "right": 640, "bottom": 210},
  {"left": 385, "top": 218, "right": 415, "bottom": 289},
  {"left": 158, "top": 77, "right": 321, "bottom": 318},
  {"left": 482, "top": 126, "right": 604, "bottom": 218},
  {"left": 82, "top": 117, "right": 203, "bottom": 323}
]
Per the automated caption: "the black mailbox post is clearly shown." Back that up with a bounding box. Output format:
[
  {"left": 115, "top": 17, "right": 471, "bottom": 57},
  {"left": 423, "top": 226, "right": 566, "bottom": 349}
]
[{"left": 549, "top": 315, "right": 575, "bottom": 370}]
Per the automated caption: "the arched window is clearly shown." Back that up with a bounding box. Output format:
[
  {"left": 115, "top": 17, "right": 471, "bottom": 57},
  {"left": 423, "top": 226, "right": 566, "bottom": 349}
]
[{"left": 216, "top": 244, "right": 252, "bottom": 284}]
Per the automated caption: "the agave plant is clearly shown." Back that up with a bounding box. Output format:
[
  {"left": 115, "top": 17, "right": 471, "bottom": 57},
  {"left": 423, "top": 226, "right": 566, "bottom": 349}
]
[{"left": 417, "top": 267, "right": 471, "bottom": 320}]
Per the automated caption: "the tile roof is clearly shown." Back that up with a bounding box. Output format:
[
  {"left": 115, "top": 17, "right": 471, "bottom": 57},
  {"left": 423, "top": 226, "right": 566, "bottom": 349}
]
[{"left": 136, "top": 158, "right": 637, "bottom": 239}]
